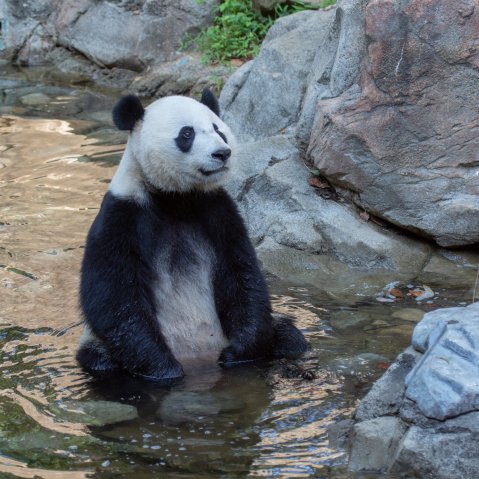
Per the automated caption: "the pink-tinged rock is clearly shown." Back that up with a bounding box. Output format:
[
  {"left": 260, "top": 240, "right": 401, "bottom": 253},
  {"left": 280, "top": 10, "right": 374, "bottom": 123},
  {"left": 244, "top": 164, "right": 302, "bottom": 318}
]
[{"left": 308, "top": 0, "right": 479, "bottom": 247}]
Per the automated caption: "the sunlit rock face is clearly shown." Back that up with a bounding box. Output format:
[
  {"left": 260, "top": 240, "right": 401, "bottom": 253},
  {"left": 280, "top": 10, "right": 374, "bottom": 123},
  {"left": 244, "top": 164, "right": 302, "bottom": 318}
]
[
  {"left": 308, "top": 0, "right": 479, "bottom": 247},
  {"left": 220, "top": 8, "right": 337, "bottom": 143}
]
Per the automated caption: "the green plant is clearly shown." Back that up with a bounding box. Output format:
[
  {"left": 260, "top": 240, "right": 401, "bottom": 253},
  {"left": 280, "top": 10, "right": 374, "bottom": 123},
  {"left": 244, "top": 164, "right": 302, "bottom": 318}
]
[
  {"left": 194, "top": 0, "right": 268, "bottom": 63},
  {"left": 193, "top": 0, "right": 335, "bottom": 64}
]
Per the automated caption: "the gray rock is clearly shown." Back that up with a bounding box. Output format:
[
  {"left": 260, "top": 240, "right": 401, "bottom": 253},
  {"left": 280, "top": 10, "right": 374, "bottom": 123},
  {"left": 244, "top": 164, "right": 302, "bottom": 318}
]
[
  {"left": 410, "top": 302, "right": 479, "bottom": 353},
  {"left": 347, "top": 303, "right": 479, "bottom": 477},
  {"left": 331, "top": 352, "right": 388, "bottom": 377},
  {"left": 392, "top": 308, "right": 425, "bottom": 323},
  {"left": 390, "top": 425, "right": 479, "bottom": 479},
  {"left": 157, "top": 391, "right": 244, "bottom": 425},
  {"left": 2, "top": 0, "right": 218, "bottom": 71},
  {"left": 399, "top": 398, "right": 443, "bottom": 429},
  {"left": 296, "top": 0, "right": 370, "bottom": 148},
  {"left": 20, "top": 92, "right": 51, "bottom": 105},
  {"left": 404, "top": 302, "right": 479, "bottom": 420},
  {"left": 58, "top": 1, "right": 217, "bottom": 70},
  {"left": 348, "top": 416, "right": 407, "bottom": 472},
  {"left": 418, "top": 252, "right": 479, "bottom": 290},
  {"left": 328, "top": 418, "right": 354, "bottom": 450},
  {"left": 130, "top": 55, "right": 231, "bottom": 98},
  {"left": 355, "top": 347, "right": 420, "bottom": 421}
]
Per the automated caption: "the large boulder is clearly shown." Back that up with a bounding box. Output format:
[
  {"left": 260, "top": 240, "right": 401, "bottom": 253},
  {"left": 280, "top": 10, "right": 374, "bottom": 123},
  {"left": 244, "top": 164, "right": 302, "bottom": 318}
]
[
  {"left": 220, "top": 0, "right": 479, "bottom": 278},
  {"left": 307, "top": 0, "right": 479, "bottom": 247},
  {"left": 221, "top": 0, "right": 479, "bottom": 248}
]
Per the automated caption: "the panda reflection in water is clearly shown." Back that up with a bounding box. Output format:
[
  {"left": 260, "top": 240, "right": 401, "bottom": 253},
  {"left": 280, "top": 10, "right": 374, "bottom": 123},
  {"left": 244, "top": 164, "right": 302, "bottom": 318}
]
[{"left": 77, "top": 89, "right": 308, "bottom": 381}]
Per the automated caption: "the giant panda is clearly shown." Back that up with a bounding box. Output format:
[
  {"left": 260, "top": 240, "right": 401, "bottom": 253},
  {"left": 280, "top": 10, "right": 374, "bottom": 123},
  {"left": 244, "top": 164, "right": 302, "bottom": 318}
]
[{"left": 77, "top": 89, "right": 308, "bottom": 381}]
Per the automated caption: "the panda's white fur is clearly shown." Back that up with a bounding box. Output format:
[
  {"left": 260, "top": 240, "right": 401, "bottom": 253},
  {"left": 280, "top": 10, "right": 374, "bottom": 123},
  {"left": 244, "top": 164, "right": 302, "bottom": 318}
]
[
  {"left": 153, "top": 230, "right": 228, "bottom": 364},
  {"left": 109, "top": 96, "right": 237, "bottom": 202}
]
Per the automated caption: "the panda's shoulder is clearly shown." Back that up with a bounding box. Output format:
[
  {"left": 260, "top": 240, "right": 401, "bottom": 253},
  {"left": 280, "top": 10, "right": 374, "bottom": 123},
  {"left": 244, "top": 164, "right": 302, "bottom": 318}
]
[{"left": 88, "top": 192, "right": 149, "bottom": 239}]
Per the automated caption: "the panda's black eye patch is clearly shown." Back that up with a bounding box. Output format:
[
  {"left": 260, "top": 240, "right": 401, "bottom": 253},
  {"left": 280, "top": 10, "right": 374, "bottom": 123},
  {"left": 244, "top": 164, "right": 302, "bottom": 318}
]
[
  {"left": 175, "top": 126, "right": 195, "bottom": 152},
  {"left": 213, "top": 123, "right": 228, "bottom": 144}
]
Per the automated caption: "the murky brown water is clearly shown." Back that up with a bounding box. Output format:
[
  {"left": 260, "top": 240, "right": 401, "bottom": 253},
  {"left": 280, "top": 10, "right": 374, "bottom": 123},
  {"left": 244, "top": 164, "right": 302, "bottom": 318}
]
[{"left": 0, "top": 66, "right": 477, "bottom": 479}]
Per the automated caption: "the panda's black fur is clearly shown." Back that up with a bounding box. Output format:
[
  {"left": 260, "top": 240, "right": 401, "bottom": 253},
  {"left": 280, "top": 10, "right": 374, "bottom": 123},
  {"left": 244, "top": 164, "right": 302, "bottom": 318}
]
[{"left": 77, "top": 89, "right": 308, "bottom": 381}]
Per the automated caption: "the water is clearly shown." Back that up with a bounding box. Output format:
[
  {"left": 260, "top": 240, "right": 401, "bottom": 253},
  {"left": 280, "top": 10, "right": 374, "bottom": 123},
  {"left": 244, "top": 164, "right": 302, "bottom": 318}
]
[{"left": 0, "top": 66, "right": 477, "bottom": 479}]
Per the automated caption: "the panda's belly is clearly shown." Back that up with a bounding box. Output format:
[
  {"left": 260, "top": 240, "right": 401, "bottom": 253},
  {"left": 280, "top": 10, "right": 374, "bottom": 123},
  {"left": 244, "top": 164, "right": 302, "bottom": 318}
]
[{"left": 153, "top": 237, "right": 228, "bottom": 363}]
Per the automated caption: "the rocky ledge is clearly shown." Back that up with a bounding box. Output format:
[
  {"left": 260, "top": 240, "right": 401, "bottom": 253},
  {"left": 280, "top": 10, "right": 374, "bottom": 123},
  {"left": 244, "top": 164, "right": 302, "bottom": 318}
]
[{"left": 330, "top": 302, "right": 479, "bottom": 479}]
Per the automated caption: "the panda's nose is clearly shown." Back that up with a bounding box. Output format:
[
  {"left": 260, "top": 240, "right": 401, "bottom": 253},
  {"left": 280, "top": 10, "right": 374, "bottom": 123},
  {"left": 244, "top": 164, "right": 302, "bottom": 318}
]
[{"left": 211, "top": 148, "right": 231, "bottom": 163}]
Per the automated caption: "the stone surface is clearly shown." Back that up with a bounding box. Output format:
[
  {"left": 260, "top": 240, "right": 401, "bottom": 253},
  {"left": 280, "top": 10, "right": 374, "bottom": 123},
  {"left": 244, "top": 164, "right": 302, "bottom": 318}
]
[
  {"left": 157, "top": 391, "right": 244, "bottom": 425},
  {"left": 391, "top": 308, "right": 424, "bottom": 323},
  {"left": 354, "top": 347, "right": 420, "bottom": 421},
  {"left": 390, "top": 424, "right": 479, "bottom": 479},
  {"left": 20, "top": 92, "right": 51, "bottom": 106},
  {"left": 130, "top": 55, "right": 231, "bottom": 99},
  {"left": 345, "top": 303, "right": 479, "bottom": 477},
  {"left": 297, "top": 0, "right": 369, "bottom": 148},
  {"left": 405, "top": 302, "right": 479, "bottom": 420},
  {"left": 50, "top": 400, "right": 138, "bottom": 426},
  {"left": 224, "top": 135, "right": 438, "bottom": 275},
  {"left": 1, "top": 0, "right": 218, "bottom": 70},
  {"left": 307, "top": 0, "right": 479, "bottom": 247},
  {"left": 348, "top": 416, "right": 407, "bottom": 472},
  {"left": 328, "top": 418, "right": 354, "bottom": 450},
  {"left": 220, "top": 9, "right": 337, "bottom": 142}
]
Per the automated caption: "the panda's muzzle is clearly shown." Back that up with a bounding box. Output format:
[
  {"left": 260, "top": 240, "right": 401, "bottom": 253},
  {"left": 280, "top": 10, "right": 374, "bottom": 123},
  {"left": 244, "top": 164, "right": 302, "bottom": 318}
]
[{"left": 199, "top": 148, "right": 232, "bottom": 176}]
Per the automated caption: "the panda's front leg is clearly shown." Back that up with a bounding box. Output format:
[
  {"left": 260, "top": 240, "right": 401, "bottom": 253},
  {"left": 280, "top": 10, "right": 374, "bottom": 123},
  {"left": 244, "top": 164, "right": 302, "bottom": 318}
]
[
  {"left": 80, "top": 243, "right": 184, "bottom": 381},
  {"left": 214, "top": 251, "right": 275, "bottom": 365}
]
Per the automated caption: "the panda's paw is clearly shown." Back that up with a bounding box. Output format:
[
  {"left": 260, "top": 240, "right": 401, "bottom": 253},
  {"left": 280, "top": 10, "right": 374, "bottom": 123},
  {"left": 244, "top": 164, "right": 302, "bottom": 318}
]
[
  {"left": 135, "top": 357, "right": 184, "bottom": 382},
  {"left": 218, "top": 345, "right": 238, "bottom": 365},
  {"left": 76, "top": 343, "right": 119, "bottom": 373}
]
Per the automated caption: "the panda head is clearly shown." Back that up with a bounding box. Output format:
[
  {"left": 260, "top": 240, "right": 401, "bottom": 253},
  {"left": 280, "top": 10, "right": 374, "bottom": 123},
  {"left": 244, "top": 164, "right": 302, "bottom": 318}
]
[{"left": 111, "top": 89, "right": 236, "bottom": 195}]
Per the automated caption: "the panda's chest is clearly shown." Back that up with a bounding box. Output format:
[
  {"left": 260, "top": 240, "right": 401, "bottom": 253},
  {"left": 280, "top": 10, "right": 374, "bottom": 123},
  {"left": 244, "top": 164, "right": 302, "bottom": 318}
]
[{"left": 153, "top": 228, "right": 228, "bottom": 362}]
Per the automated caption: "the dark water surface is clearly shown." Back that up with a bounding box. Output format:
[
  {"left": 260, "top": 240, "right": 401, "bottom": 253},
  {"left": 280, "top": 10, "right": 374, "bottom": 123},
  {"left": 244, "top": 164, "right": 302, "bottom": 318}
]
[{"left": 0, "top": 67, "right": 476, "bottom": 479}]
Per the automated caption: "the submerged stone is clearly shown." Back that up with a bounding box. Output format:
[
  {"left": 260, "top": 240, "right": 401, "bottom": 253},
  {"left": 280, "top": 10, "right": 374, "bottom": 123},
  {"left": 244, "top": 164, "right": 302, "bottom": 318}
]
[
  {"left": 20, "top": 93, "right": 51, "bottom": 106},
  {"left": 157, "top": 391, "right": 245, "bottom": 425},
  {"left": 50, "top": 400, "right": 138, "bottom": 426}
]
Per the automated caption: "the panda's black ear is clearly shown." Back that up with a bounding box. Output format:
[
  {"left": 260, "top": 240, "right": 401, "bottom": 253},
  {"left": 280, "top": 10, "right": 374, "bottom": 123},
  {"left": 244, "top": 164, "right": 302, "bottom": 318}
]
[
  {"left": 112, "top": 95, "right": 145, "bottom": 131},
  {"left": 200, "top": 88, "right": 220, "bottom": 116}
]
